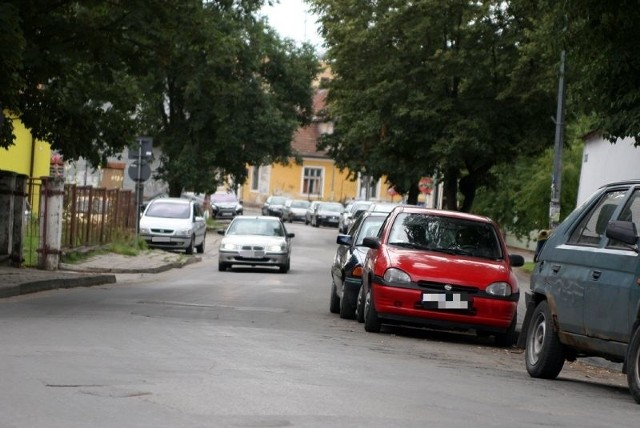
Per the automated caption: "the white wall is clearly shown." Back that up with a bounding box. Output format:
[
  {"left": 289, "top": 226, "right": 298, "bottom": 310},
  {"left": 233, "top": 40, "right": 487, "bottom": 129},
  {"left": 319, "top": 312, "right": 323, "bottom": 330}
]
[{"left": 577, "top": 134, "right": 640, "bottom": 205}]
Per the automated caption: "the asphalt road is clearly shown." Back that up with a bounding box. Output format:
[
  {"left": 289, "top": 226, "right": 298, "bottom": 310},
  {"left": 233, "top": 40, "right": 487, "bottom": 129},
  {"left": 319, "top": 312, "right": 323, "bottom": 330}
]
[{"left": 0, "top": 220, "right": 637, "bottom": 427}]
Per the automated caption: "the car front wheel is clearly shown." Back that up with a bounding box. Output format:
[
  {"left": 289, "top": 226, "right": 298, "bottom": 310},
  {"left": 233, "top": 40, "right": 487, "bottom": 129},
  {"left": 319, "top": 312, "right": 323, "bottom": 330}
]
[
  {"left": 196, "top": 235, "right": 205, "bottom": 253},
  {"left": 356, "top": 285, "right": 366, "bottom": 323},
  {"left": 329, "top": 280, "right": 340, "bottom": 314},
  {"left": 185, "top": 236, "right": 195, "bottom": 255},
  {"left": 364, "top": 287, "right": 381, "bottom": 333},
  {"left": 339, "top": 285, "right": 356, "bottom": 320},
  {"left": 627, "top": 326, "right": 640, "bottom": 403},
  {"left": 494, "top": 312, "right": 516, "bottom": 347},
  {"left": 525, "top": 300, "right": 565, "bottom": 379},
  {"left": 279, "top": 259, "right": 290, "bottom": 274}
]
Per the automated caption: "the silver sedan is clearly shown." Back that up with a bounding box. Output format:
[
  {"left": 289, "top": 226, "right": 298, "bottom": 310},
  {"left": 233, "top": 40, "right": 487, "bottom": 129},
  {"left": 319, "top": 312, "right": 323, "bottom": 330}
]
[{"left": 217, "top": 216, "right": 295, "bottom": 273}]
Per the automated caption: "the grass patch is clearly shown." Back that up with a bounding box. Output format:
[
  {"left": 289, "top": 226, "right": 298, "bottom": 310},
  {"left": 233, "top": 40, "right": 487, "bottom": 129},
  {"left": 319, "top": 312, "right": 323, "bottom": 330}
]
[
  {"left": 62, "top": 229, "right": 148, "bottom": 264},
  {"left": 520, "top": 261, "right": 536, "bottom": 274}
]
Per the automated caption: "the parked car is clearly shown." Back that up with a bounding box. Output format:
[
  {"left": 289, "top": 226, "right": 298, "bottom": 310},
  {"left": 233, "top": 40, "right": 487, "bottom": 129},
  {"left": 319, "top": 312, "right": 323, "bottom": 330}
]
[
  {"left": 360, "top": 205, "right": 524, "bottom": 346},
  {"left": 210, "top": 192, "right": 243, "bottom": 219},
  {"left": 351, "top": 201, "right": 398, "bottom": 225},
  {"left": 261, "top": 195, "right": 290, "bottom": 218},
  {"left": 519, "top": 180, "right": 640, "bottom": 403},
  {"left": 311, "top": 201, "right": 344, "bottom": 228},
  {"left": 217, "top": 216, "right": 295, "bottom": 273},
  {"left": 283, "top": 199, "right": 310, "bottom": 223},
  {"left": 139, "top": 197, "right": 207, "bottom": 254},
  {"left": 339, "top": 200, "right": 373, "bottom": 233},
  {"left": 305, "top": 200, "right": 321, "bottom": 225},
  {"left": 330, "top": 212, "right": 387, "bottom": 319}
]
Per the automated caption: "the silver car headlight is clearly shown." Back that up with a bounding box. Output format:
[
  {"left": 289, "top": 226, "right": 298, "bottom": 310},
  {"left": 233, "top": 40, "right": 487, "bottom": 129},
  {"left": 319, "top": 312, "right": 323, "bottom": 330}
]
[
  {"left": 486, "top": 282, "right": 512, "bottom": 297},
  {"left": 140, "top": 227, "right": 151, "bottom": 234},
  {"left": 383, "top": 268, "right": 411, "bottom": 283},
  {"left": 267, "top": 244, "right": 286, "bottom": 252},
  {"left": 175, "top": 228, "right": 193, "bottom": 237},
  {"left": 221, "top": 242, "right": 240, "bottom": 251}
]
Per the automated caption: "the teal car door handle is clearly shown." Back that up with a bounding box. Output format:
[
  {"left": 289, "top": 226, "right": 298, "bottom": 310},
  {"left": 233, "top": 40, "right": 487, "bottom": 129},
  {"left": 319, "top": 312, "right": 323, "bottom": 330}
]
[
  {"left": 552, "top": 264, "right": 561, "bottom": 273},
  {"left": 591, "top": 270, "right": 602, "bottom": 280}
]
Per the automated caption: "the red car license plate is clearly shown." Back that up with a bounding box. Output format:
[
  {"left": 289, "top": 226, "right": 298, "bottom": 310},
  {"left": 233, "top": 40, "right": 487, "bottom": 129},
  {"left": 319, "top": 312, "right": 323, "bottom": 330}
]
[{"left": 422, "top": 293, "right": 470, "bottom": 309}]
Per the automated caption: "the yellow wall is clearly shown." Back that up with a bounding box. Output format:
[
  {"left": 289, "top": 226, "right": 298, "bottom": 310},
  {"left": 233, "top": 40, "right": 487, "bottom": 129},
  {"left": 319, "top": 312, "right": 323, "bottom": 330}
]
[
  {"left": 242, "top": 157, "right": 361, "bottom": 206},
  {"left": 0, "top": 114, "right": 52, "bottom": 178}
]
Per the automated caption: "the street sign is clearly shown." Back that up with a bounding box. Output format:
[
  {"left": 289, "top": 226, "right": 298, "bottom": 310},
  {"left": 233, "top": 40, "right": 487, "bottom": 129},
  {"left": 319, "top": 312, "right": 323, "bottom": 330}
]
[
  {"left": 128, "top": 137, "right": 153, "bottom": 160},
  {"left": 128, "top": 162, "right": 151, "bottom": 182}
]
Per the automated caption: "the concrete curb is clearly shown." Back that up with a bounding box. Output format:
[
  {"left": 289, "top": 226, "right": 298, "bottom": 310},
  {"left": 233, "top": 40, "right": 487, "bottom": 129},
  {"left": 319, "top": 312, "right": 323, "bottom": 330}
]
[{"left": 0, "top": 274, "right": 117, "bottom": 299}]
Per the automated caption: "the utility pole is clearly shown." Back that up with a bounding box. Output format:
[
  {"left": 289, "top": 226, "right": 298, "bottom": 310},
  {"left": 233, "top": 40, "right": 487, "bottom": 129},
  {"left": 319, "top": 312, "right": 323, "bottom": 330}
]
[{"left": 549, "top": 50, "right": 566, "bottom": 229}]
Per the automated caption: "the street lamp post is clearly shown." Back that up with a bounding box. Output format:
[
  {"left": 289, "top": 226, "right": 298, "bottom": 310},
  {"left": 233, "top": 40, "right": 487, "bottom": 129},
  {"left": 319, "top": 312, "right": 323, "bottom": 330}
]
[{"left": 549, "top": 50, "right": 566, "bottom": 229}]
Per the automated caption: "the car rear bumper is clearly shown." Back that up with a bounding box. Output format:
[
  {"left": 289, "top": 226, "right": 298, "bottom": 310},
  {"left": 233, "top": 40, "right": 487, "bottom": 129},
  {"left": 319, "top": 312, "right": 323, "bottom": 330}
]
[{"left": 372, "top": 283, "right": 516, "bottom": 333}]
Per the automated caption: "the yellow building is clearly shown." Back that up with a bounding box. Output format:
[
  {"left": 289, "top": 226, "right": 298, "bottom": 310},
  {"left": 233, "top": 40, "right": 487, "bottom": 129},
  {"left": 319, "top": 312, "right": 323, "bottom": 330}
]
[
  {"left": 240, "top": 89, "right": 395, "bottom": 206},
  {"left": 0, "top": 113, "right": 53, "bottom": 210},
  {"left": 0, "top": 114, "right": 52, "bottom": 180}
]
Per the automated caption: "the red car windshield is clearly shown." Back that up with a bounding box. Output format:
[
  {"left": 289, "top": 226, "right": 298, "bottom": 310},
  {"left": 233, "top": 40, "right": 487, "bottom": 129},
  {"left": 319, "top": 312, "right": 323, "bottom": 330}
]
[{"left": 388, "top": 213, "right": 502, "bottom": 259}]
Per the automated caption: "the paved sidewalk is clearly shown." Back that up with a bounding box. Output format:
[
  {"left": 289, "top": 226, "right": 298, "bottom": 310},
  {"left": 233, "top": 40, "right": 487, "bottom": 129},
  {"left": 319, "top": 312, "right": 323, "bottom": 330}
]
[{"left": 0, "top": 249, "right": 201, "bottom": 299}]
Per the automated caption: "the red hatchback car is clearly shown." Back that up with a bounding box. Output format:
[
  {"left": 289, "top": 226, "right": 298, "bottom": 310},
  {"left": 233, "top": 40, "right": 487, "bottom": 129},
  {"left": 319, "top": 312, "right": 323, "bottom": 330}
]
[{"left": 360, "top": 206, "right": 524, "bottom": 346}]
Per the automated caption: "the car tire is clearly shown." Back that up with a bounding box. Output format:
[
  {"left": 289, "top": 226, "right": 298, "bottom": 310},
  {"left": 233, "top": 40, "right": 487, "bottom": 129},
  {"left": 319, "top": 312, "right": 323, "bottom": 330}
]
[
  {"left": 279, "top": 259, "right": 290, "bottom": 274},
  {"left": 218, "top": 261, "right": 229, "bottom": 272},
  {"left": 494, "top": 312, "right": 516, "bottom": 347},
  {"left": 627, "top": 326, "right": 640, "bottom": 403},
  {"left": 525, "top": 300, "right": 565, "bottom": 379},
  {"left": 196, "top": 235, "right": 205, "bottom": 254},
  {"left": 339, "top": 286, "right": 356, "bottom": 320},
  {"left": 356, "top": 285, "right": 366, "bottom": 323},
  {"left": 330, "top": 280, "right": 340, "bottom": 314},
  {"left": 364, "top": 287, "right": 381, "bottom": 333},
  {"left": 186, "top": 236, "right": 195, "bottom": 255}
]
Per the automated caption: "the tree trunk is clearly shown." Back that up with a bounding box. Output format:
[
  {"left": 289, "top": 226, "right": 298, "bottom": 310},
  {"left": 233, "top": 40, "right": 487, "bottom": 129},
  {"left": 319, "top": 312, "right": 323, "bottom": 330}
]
[
  {"left": 442, "top": 168, "right": 459, "bottom": 211},
  {"left": 458, "top": 174, "right": 477, "bottom": 213},
  {"left": 406, "top": 181, "right": 420, "bottom": 205}
]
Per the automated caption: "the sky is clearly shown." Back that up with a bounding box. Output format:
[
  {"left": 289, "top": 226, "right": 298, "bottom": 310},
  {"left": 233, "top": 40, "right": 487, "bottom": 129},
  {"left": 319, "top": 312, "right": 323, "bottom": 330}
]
[{"left": 260, "top": 0, "right": 324, "bottom": 50}]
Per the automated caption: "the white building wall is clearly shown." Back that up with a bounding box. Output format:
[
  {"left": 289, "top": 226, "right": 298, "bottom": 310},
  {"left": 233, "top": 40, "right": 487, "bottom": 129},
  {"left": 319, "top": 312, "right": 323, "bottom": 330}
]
[{"left": 577, "top": 135, "right": 640, "bottom": 205}]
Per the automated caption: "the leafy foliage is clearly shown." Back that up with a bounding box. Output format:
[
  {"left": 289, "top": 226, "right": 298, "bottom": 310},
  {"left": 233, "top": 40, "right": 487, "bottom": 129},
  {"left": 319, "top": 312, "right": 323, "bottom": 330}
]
[
  {"left": 310, "top": 0, "right": 556, "bottom": 211},
  {"left": 1, "top": 0, "right": 319, "bottom": 196}
]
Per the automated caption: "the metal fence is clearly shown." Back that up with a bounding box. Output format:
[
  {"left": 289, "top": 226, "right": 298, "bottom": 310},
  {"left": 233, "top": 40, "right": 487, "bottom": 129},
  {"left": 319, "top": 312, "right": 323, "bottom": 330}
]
[
  {"left": 22, "top": 180, "right": 137, "bottom": 266},
  {"left": 62, "top": 184, "right": 137, "bottom": 248}
]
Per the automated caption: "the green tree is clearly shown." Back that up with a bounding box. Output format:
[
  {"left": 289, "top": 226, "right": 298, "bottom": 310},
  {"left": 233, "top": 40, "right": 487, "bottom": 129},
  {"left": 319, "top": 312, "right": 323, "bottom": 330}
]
[
  {"left": 311, "top": 0, "right": 556, "bottom": 211},
  {"left": 136, "top": 1, "right": 319, "bottom": 195},
  {"left": 0, "top": 0, "right": 165, "bottom": 164},
  {"left": 473, "top": 115, "right": 591, "bottom": 237}
]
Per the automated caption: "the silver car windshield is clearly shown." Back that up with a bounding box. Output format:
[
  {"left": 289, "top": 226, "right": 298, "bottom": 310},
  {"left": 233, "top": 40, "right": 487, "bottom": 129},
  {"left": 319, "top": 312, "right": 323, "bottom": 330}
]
[
  {"left": 146, "top": 202, "right": 190, "bottom": 219},
  {"left": 227, "top": 219, "right": 285, "bottom": 236}
]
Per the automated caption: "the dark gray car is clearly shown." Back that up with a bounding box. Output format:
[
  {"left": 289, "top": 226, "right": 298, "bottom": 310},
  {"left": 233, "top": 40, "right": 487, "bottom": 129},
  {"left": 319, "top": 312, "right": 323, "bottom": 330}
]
[{"left": 519, "top": 180, "right": 640, "bottom": 403}]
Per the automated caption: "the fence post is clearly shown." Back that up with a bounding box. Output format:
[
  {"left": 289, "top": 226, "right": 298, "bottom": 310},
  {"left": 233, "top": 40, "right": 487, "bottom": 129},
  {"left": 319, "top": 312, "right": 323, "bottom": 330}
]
[
  {"left": 38, "top": 176, "right": 65, "bottom": 270},
  {"left": 12, "top": 174, "right": 27, "bottom": 266},
  {"left": 0, "top": 171, "right": 16, "bottom": 261}
]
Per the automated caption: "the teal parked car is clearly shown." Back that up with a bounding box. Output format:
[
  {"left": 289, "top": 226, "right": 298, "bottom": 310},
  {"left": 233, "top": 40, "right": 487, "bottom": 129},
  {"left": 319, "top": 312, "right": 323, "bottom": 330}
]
[{"left": 519, "top": 180, "right": 640, "bottom": 403}]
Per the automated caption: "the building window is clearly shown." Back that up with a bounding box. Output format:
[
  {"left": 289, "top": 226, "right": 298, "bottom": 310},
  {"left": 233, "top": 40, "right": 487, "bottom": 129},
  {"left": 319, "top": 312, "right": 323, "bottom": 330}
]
[
  {"left": 359, "top": 175, "right": 379, "bottom": 199},
  {"left": 303, "top": 167, "right": 323, "bottom": 196},
  {"left": 251, "top": 166, "right": 259, "bottom": 191}
]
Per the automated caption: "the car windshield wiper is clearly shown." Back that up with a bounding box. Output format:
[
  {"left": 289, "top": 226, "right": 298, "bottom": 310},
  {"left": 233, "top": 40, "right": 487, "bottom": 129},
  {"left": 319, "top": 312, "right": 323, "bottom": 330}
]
[
  {"left": 428, "top": 247, "right": 472, "bottom": 256},
  {"left": 389, "top": 241, "right": 429, "bottom": 250}
]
